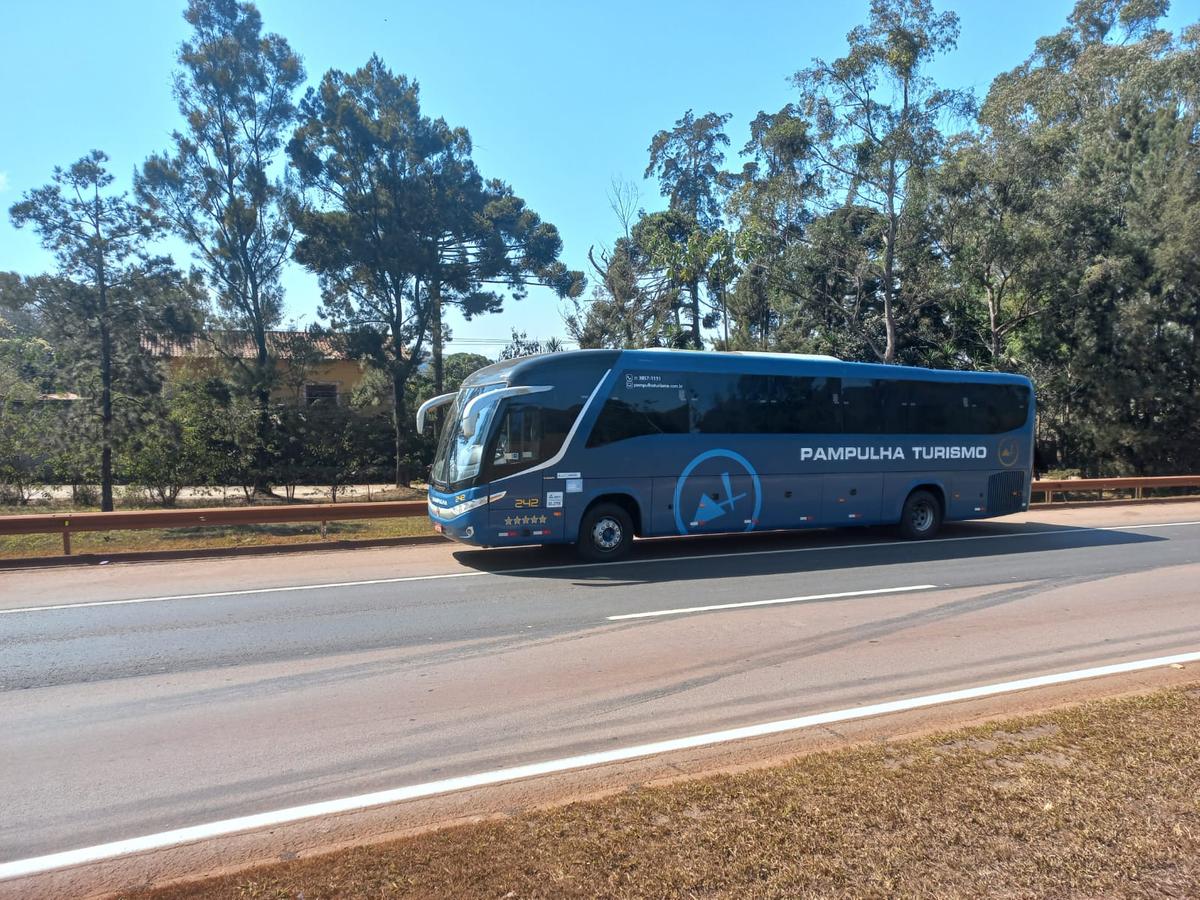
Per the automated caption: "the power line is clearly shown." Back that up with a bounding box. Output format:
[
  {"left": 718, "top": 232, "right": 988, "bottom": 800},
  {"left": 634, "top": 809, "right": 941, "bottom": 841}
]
[{"left": 443, "top": 338, "right": 579, "bottom": 348}]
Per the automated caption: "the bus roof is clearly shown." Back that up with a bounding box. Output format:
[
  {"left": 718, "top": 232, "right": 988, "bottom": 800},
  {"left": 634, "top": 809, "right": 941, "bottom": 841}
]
[{"left": 464, "top": 348, "right": 1031, "bottom": 388}]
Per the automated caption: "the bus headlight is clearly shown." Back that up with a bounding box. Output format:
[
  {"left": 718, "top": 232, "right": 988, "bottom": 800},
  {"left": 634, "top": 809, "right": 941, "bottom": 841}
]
[{"left": 429, "top": 495, "right": 491, "bottom": 519}]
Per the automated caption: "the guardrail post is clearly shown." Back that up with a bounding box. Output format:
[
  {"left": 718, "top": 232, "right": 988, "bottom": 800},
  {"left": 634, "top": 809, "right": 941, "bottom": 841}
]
[
  {"left": 320, "top": 520, "right": 328, "bottom": 540},
  {"left": 62, "top": 530, "right": 71, "bottom": 556}
]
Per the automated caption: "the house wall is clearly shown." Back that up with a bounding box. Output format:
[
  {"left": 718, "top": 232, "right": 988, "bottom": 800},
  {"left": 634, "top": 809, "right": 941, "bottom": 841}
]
[{"left": 162, "top": 358, "right": 368, "bottom": 405}]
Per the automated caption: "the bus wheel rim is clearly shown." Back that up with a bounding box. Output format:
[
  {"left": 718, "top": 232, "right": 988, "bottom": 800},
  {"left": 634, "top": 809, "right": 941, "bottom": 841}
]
[
  {"left": 911, "top": 502, "right": 934, "bottom": 532},
  {"left": 593, "top": 517, "right": 623, "bottom": 551}
]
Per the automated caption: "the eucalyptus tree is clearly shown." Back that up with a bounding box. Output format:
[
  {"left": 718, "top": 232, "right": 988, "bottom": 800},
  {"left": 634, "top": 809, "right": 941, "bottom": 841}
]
[
  {"left": 793, "top": 0, "right": 971, "bottom": 362},
  {"left": 10, "top": 152, "right": 201, "bottom": 510},
  {"left": 932, "top": 131, "right": 1059, "bottom": 368},
  {"left": 137, "top": 0, "right": 304, "bottom": 490},
  {"left": 644, "top": 110, "right": 733, "bottom": 348},
  {"left": 723, "top": 104, "right": 819, "bottom": 347}
]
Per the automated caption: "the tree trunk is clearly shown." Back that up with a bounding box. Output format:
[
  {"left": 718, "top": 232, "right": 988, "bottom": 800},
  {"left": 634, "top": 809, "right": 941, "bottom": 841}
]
[
  {"left": 431, "top": 280, "right": 444, "bottom": 394},
  {"left": 721, "top": 287, "right": 729, "bottom": 348},
  {"left": 97, "top": 260, "right": 114, "bottom": 512},
  {"left": 987, "top": 285, "right": 1001, "bottom": 365},
  {"left": 430, "top": 279, "right": 445, "bottom": 431},
  {"left": 689, "top": 277, "right": 702, "bottom": 349},
  {"left": 392, "top": 368, "right": 408, "bottom": 488},
  {"left": 882, "top": 160, "right": 899, "bottom": 364},
  {"left": 253, "top": 318, "right": 273, "bottom": 496}
]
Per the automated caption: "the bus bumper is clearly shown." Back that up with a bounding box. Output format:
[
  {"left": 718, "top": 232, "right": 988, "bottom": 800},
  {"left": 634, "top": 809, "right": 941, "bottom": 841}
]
[{"left": 427, "top": 486, "right": 565, "bottom": 547}]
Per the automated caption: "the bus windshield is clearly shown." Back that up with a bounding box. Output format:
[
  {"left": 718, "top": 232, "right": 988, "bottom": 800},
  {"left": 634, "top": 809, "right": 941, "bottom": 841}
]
[
  {"left": 431, "top": 382, "right": 591, "bottom": 491},
  {"left": 430, "top": 385, "right": 503, "bottom": 488}
]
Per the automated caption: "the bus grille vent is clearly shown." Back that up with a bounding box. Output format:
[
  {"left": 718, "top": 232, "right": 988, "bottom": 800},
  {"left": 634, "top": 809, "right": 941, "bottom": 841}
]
[{"left": 987, "top": 471, "right": 1026, "bottom": 516}]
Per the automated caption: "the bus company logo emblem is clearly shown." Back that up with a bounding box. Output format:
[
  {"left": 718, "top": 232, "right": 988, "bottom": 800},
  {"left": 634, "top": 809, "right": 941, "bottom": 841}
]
[
  {"left": 673, "top": 449, "right": 763, "bottom": 536},
  {"left": 998, "top": 437, "right": 1020, "bottom": 468}
]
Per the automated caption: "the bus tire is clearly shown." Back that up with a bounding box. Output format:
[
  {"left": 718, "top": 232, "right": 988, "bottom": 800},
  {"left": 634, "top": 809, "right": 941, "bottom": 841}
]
[
  {"left": 898, "top": 489, "right": 942, "bottom": 540},
  {"left": 577, "top": 503, "right": 634, "bottom": 562}
]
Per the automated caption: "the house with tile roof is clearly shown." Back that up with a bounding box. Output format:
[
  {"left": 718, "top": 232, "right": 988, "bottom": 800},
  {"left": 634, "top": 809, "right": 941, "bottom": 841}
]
[{"left": 142, "top": 331, "right": 369, "bottom": 406}]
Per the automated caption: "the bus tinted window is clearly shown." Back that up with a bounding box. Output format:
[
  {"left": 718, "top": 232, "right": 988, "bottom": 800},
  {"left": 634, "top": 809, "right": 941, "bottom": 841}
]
[
  {"left": 905, "top": 381, "right": 1031, "bottom": 434},
  {"left": 840, "top": 378, "right": 879, "bottom": 433},
  {"left": 588, "top": 369, "right": 1030, "bottom": 445},
  {"left": 907, "top": 381, "right": 968, "bottom": 434},
  {"left": 691, "top": 373, "right": 773, "bottom": 433},
  {"left": 774, "top": 375, "right": 839, "bottom": 433},
  {"left": 587, "top": 373, "right": 689, "bottom": 446},
  {"left": 971, "top": 383, "right": 1030, "bottom": 432}
]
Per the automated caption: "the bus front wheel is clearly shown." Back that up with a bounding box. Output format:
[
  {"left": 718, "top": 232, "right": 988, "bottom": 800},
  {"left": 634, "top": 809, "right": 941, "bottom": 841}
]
[
  {"left": 577, "top": 503, "right": 633, "bottom": 562},
  {"left": 899, "top": 490, "right": 942, "bottom": 540}
]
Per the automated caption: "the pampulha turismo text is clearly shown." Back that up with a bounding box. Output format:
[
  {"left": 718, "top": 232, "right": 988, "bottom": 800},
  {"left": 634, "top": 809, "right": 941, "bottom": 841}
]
[{"left": 799, "top": 445, "right": 989, "bottom": 462}]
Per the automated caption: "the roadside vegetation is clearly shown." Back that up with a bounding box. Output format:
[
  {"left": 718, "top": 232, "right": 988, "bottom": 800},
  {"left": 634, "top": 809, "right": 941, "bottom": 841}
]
[
  {"left": 3, "top": 0, "right": 1199, "bottom": 520},
  {"left": 130, "top": 684, "right": 1200, "bottom": 899}
]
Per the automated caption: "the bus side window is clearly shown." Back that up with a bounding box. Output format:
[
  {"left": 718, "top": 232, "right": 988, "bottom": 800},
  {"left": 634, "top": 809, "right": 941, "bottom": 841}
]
[
  {"left": 586, "top": 373, "right": 689, "bottom": 446},
  {"left": 839, "top": 378, "right": 884, "bottom": 434},
  {"left": 774, "top": 375, "right": 839, "bottom": 433},
  {"left": 973, "top": 384, "right": 1030, "bottom": 433},
  {"left": 692, "top": 373, "right": 772, "bottom": 434},
  {"left": 908, "top": 381, "right": 969, "bottom": 434}
]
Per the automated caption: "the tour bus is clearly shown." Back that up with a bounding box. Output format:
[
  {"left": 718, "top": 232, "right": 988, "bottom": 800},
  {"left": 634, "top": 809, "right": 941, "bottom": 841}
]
[{"left": 418, "top": 349, "right": 1035, "bottom": 561}]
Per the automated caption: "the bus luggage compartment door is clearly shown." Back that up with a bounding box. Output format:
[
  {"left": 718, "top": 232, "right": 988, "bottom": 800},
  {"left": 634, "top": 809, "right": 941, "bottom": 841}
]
[
  {"left": 758, "top": 475, "right": 823, "bottom": 530},
  {"left": 820, "top": 474, "right": 883, "bottom": 525},
  {"left": 653, "top": 473, "right": 758, "bottom": 535}
]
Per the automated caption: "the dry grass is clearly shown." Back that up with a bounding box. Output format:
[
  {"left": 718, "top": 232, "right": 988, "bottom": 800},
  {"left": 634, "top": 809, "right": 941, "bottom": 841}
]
[
  {"left": 130, "top": 685, "right": 1200, "bottom": 899},
  {"left": 0, "top": 516, "right": 437, "bottom": 560}
]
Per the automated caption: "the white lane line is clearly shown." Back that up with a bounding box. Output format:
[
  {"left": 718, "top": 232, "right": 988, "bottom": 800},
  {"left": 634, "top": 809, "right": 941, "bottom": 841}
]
[
  {"left": 607, "top": 584, "right": 938, "bottom": 620},
  {"left": 0, "top": 572, "right": 486, "bottom": 615},
  {"left": 4, "top": 519, "right": 1200, "bottom": 616},
  {"left": 2, "top": 648, "right": 1197, "bottom": 881}
]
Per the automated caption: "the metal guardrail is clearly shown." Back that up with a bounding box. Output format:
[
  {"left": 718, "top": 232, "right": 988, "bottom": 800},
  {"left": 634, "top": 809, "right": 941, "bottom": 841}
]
[
  {"left": 1, "top": 476, "right": 1199, "bottom": 557},
  {"left": 1032, "top": 475, "right": 1200, "bottom": 503},
  {"left": 0, "top": 499, "right": 428, "bottom": 555}
]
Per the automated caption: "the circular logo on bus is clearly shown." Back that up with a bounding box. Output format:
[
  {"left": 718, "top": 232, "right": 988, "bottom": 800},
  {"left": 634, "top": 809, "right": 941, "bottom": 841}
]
[
  {"left": 673, "top": 449, "right": 763, "bottom": 536},
  {"left": 997, "top": 437, "right": 1020, "bottom": 468}
]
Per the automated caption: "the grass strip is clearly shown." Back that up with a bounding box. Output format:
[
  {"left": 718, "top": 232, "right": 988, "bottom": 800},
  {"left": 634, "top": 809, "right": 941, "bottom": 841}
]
[
  {"left": 130, "top": 684, "right": 1200, "bottom": 899},
  {"left": 0, "top": 517, "right": 436, "bottom": 560}
]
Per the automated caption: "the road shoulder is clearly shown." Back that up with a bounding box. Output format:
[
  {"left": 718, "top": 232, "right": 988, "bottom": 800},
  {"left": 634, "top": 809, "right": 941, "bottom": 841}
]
[{"left": 8, "top": 664, "right": 1197, "bottom": 900}]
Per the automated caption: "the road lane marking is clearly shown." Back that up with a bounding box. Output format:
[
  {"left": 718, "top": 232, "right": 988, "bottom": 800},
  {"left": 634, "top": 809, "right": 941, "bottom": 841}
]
[
  {"left": 0, "top": 572, "right": 487, "bottom": 615},
  {"left": 4, "top": 519, "right": 1200, "bottom": 616},
  {"left": 606, "top": 584, "right": 938, "bottom": 620},
  {"left": 1, "top": 648, "right": 1197, "bottom": 880}
]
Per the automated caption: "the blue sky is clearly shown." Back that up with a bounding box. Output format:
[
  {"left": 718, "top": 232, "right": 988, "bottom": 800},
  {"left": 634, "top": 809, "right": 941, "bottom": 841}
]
[{"left": 2, "top": 0, "right": 1195, "bottom": 355}]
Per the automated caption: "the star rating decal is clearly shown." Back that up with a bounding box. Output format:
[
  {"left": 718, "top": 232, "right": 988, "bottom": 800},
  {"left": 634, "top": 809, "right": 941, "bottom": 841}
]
[{"left": 503, "top": 514, "right": 549, "bottom": 526}]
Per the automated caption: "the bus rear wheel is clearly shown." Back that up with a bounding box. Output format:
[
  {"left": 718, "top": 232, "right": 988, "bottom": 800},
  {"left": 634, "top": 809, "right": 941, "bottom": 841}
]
[
  {"left": 899, "top": 490, "right": 942, "bottom": 540},
  {"left": 577, "top": 503, "right": 633, "bottom": 562}
]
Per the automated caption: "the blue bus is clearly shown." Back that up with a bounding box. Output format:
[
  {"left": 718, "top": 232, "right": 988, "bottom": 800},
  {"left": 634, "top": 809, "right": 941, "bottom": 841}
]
[{"left": 419, "top": 349, "right": 1034, "bottom": 561}]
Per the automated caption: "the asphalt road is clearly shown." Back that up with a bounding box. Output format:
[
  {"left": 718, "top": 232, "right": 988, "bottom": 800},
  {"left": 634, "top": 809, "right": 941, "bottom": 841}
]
[{"left": 2, "top": 501, "right": 1200, "bottom": 865}]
